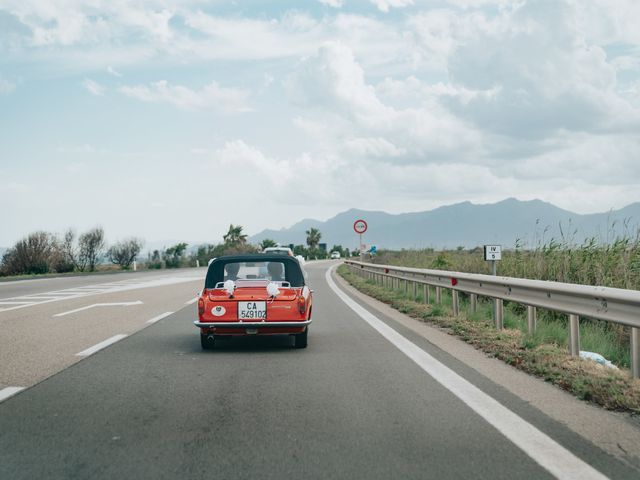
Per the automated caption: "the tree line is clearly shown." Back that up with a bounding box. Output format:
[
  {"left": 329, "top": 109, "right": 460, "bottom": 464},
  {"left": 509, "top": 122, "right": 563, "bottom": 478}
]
[
  {"left": 0, "top": 227, "right": 143, "bottom": 276},
  {"left": 0, "top": 223, "right": 352, "bottom": 277}
]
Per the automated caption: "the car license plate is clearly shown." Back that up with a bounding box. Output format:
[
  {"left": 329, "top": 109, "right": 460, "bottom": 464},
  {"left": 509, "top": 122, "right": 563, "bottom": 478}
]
[{"left": 238, "top": 301, "right": 266, "bottom": 320}]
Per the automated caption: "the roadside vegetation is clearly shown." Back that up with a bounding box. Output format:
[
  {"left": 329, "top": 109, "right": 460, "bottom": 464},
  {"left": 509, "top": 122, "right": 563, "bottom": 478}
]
[
  {"left": 338, "top": 264, "right": 640, "bottom": 413},
  {"left": 1, "top": 223, "right": 352, "bottom": 279},
  {"left": 0, "top": 227, "right": 144, "bottom": 277},
  {"left": 373, "top": 234, "right": 640, "bottom": 291},
  {"left": 339, "top": 233, "right": 640, "bottom": 412}
]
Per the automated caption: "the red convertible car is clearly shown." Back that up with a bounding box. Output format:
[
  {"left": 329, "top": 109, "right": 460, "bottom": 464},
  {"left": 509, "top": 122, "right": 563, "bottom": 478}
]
[{"left": 194, "top": 254, "right": 312, "bottom": 349}]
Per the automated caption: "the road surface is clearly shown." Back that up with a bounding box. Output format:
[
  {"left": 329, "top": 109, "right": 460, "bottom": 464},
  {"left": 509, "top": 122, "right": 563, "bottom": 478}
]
[{"left": 1, "top": 262, "right": 639, "bottom": 479}]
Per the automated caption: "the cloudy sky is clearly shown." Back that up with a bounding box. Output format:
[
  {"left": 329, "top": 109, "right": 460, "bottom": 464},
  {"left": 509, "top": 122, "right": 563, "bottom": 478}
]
[{"left": 1, "top": 0, "right": 639, "bottom": 247}]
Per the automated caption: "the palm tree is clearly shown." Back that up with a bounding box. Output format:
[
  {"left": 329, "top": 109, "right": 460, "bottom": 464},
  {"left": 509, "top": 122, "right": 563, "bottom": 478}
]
[
  {"left": 223, "top": 224, "right": 247, "bottom": 246},
  {"left": 260, "top": 238, "right": 277, "bottom": 250},
  {"left": 305, "top": 228, "right": 321, "bottom": 249}
]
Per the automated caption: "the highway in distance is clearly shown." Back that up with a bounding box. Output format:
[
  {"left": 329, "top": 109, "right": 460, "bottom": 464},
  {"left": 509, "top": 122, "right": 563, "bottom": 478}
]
[{"left": 1, "top": 262, "right": 640, "bottom": 479}]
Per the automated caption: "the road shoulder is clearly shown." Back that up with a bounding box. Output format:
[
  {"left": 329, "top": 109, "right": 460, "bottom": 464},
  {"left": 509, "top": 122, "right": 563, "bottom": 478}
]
[{"left": 332, "top": 265, "right": 640, "bottom": 469}]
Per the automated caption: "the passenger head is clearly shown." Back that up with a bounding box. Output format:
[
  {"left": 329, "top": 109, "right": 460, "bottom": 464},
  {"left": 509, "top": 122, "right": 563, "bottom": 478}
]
[
  {"left": 225, "top": 262, "right": 240, "bottom": 279},
  {"left": 267, "top": 262, "right": 284, "bottom": 280}
]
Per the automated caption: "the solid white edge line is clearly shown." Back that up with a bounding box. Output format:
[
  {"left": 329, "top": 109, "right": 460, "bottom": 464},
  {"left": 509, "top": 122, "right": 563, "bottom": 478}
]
[
  {"left": 185, "top": 297, "right": 198, "bottom": 305},
  {"left": 0, "top": 386, "right": 25, "bottom": 403},
  {"left": 53, "top": 301, "right": 144, "bottom": 317},
  {"left": 326, "top": 266, "right": 608, "bottom": 480},
  {"left": 75, "top": 334, "right": 127, "bottom": 357},
  {"left": 146, "top": 311, "right": 174, "bottom": 324}
]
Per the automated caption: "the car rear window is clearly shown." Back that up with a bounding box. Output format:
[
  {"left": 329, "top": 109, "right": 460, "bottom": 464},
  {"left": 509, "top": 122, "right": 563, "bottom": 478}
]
[
  {"left": 223, "top": 261, "right": 285, "bottom": 282},
  {"left": 205, "top": 256, "right": 304, "bottom": 289}
]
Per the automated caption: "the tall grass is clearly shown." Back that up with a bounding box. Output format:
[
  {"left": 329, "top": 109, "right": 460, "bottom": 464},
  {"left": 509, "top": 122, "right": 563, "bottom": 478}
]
[
  {"left": 370, "top": 233, "right": 640, "bottom": 367},
  {"left": 375, "top": 233, "right": 640, "bottom": 291}
]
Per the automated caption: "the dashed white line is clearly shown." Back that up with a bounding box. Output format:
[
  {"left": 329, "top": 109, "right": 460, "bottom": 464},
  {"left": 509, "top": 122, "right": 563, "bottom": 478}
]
[
  {"left": 0, "top": 301, "right": 38, "bottom": 305},
  {"left": 0, "top": 386, "right": 25, "bottom": 403},
  {"left": 0, "top": 275, "right": 202, "bottom": 314},
  {"left": 326, "top": 267, "right": 608, "bottom": 480},
  {"left": 75, "top": 334, "right": 127, "bottom": 357},
  {"left": 53, "top": 301, "right": 143, "bottom": 317},
  {"left": 185, "top": 297, "right": 198, "bottom": 305},
  {"left": 146, "top": 311, "right": 173, "bottom": 324}
]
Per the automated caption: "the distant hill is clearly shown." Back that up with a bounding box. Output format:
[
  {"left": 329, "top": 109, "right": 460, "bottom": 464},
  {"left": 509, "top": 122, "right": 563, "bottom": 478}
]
[{"left": 249, "top": 199, "right": 640, "bottom": 250}]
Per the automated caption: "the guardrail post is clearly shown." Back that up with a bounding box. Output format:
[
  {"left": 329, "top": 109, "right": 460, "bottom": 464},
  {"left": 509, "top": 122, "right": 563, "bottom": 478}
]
[
  {"left": 413, "top": 281, "right": 417, "bottom": 301},
  {"left": 470, "top": 294, "right": 477, "bottom": 313},
  {"left": 435, "top": 287, "right": 442, "bottom": 304},
  {"left": 527, "top": 306, "right": 537, "bottom": 334},
  {"left": 452, "top": 290, "right": 459, "bottom": 316},
  {"left": 423, "top": 284, "right": 430, "bottom": 304},
  {"left": 495, "top": 299, "right": 503, "bottom": 329},
  {"left": 569, "top": 314, "right": 580, "bottom": 356},
  {"left": 631, "top": 327, "right": 639, "bottom": 379}
]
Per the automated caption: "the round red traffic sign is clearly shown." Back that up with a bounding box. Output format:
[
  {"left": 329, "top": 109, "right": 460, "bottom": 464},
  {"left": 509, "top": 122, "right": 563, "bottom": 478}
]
[{"left": 353, "top": 219, "right": 368, "bottom": 234}]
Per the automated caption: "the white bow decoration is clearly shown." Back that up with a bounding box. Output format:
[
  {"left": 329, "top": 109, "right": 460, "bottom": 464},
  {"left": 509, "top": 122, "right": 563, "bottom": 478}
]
[
  {"left": 224, "top": 279, "right": 236, "bottom": 296},
  {"left": 266, "top": 282, "right": 280, "bottom": 298}
]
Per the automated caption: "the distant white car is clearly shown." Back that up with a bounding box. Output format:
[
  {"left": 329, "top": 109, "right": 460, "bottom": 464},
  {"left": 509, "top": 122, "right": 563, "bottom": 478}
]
[
  {"left": 262, "top": 247, "right": 294, "bottom": 256},
  {"left": 330, "top": 251, "right": 341, "bottom": 259}
]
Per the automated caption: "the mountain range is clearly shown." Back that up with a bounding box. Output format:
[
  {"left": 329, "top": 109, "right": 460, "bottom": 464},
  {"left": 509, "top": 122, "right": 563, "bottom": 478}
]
[{"left": 249, "top": 198, "right": 640, "bottom": 250}]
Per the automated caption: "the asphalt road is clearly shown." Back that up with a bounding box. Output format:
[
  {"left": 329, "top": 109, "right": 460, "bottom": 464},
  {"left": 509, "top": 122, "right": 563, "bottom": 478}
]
[
  {"left": 1, "top": 262, "right": 639, "bottom": 479},
  {"left": 0, "top": 267, "right": 203, "bottom": 299}
]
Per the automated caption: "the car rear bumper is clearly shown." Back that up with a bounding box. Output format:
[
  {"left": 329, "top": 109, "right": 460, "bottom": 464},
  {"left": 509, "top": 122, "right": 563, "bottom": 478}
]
[{"left": 194, "top": 319, "right": 312, "bottom": 328}]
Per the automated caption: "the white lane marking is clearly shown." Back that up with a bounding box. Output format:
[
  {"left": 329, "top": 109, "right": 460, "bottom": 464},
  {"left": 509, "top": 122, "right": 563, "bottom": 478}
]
[
  {"left": 184, "top": 297, "right": 198, "bottom": 305},
  {"left": 53, "top": 301, "right": 144, "bottom": 317},
  {"left": 10, "top": 295, "right": 61, "bottom": 300},
  {"left": 75, "top": 334, "right": 127, "bottom": 357},
  {"left": 146, "top": 311, "right": 173, "bottom": 324},
  {"left": 326, "top": 267, "right": 608, "bottom": 480},
  {"left": 0, "top": 275, "right": 203, "bottom": 314},
  {"left": 0, "top": 386, "right": 25, "bottom": 403},
  {"left": 0, "top": 301, "right": 38, "bottom": 305}
]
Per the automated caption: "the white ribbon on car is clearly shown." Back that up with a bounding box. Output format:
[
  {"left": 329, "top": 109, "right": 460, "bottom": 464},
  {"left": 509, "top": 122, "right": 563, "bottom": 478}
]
[
  {"left": 266, "top": 282, "right": 280, "bottom": 298},
  {"left": 224, "top": 279, "right": 236, "bottom": 297}
]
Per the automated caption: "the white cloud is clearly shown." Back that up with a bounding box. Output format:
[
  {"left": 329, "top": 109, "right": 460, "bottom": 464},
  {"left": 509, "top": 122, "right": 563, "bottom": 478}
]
[
  {"left": 369, "top": 0, "right": 414, "bottom": 12},
  {"left": 82, "top": 78, "right": 105, "bottom": 96},
  {"left": 0, "top": 77, "right": 16, "bottom": 94},
  {"left": 287, "top": 42, "right": 482, "bottom": 163},
  {"left": 442, "top": 2, "right": 640, "bottom": 137},
  {"left": 0, "top": 1, "right": 177, "bottom": 46},
  {"left": 319, "top": 0, "right": 344, "bottom": 7},
  {"left": 119, "top": 80, "right": 251, "bottom": 112},
  {"left": 344, "top": 137, "right": 406, "bottom": 157},
  {"left": 107, "top": 66, "right": 122, "bottom": 77},
  {"left": 2, "top": 0, "right": 640, "bottom": 240}
]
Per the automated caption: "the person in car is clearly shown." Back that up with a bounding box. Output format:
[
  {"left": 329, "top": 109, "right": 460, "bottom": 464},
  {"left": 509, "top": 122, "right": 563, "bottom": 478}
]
[
  {"left": 225, "top": 262, "right": 240, "bottom": 280},
  {"left": 267, "top": 262, "right": 284, "bottom": 282}
]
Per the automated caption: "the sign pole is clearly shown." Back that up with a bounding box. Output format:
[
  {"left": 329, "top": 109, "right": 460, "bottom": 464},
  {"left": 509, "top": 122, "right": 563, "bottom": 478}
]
[
  {"left": 484, "top": 245, "right": 502, "bottom": 328},
  {"left": 491, "top": 259, "right": 496, "bottom": 321},
  {"left": 353, "top": 219, "right": 368, "bottom": 259}
]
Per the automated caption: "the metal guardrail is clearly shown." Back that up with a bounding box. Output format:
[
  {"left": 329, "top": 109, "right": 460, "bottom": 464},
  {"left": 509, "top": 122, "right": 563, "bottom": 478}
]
[{"left": 344, "top": 260, "right": 640, "bottom": 378}]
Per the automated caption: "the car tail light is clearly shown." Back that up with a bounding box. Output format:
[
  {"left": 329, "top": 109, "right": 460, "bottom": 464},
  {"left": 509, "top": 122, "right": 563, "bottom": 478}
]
[
  {"left": 297, "top": 294, "right": 306, "bottom": 315},
  {"left": 198, "top": 297, "right": 205, "bottom": 316}
]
